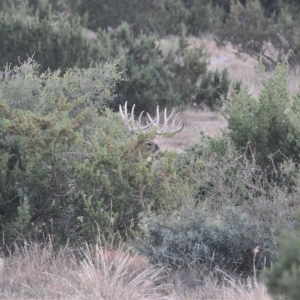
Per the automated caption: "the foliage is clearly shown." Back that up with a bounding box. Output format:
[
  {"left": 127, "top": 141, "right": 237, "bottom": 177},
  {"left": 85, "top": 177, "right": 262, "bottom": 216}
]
[
  {"left": 264, "top": 231, "right": 300, "bottom": 300},
  {"left": 0, "top": 0, "right": 65, "bottom": 13},
  {"left": 224, "top": 58, "right": 300, "bottom": 169},
  {"left": 96, "top": 22, "right": 169, "bottom": 114},
  {"left": 74, "top": 136, "right": 180, "bottom": 242},
  {"left": 138, "top": 131, "right": 300, "bottom": 276},
  {"left": 75, "top": 0, "right": 215, "bottom": 36},
  {"left": 259, "top": 0, "right": 300, "bottom": 17},
  {"left": 0, "top": 1, "right": 100, "bottom": 72},
  {"left": 215, "top": 0, "right": 300, "bottom": 69},
  {"left": 163, "top": 26, "right": 232, "bottom": 109},
  {"left": 198, "top": 68, "right": 231, "bottom": 108},
  {"left": 149, "top": 0, "right": 215, "bottom": 36},
  {"left": 76, "top": 0, "right": 156, "bottom": 34},
  {"left": 0, "top": 58, "right": 122, "bottom": 146},
  {"left": 0, "top": 59, "right": 183, "bottom": 246},
  {"left": 0, "top": 2, "right": 232, "bottom": 113},
  {"left": 163, "top": 26, "right": 208, "bottom": 108},
  {"left": 140, "top": 207, "right": 269, "bottom": 275},
  {"left": 96, "top": 23, "right": 229, "bottom": 113},
  {"left": 5, "top": 0, "right": 300, "bottom": 45}
]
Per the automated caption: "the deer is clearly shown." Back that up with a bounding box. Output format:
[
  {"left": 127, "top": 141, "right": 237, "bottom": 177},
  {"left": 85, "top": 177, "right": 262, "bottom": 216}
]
[
  {"left": 64, "top": 102, "right": 184, "bottom": 162},
  {"left": 119, "top": 101, "right": 184, "bottom": 156}
]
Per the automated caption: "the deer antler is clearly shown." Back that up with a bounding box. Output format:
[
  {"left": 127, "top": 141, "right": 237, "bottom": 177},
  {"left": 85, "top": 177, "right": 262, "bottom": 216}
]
[
  {"left": 146, "top": 106, "right": 184, "bottom": 135},
  {"left": 119, "top": 101, "right": 153, "bottom": 132},
  {"left": 120, "top": 102, "right": 184, "bottom": 135}
]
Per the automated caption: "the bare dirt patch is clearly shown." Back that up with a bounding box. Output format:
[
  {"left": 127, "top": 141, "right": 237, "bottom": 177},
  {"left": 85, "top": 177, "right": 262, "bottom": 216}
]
[{"left": 158, "top": 109, "right": 227, "bottom": 152}]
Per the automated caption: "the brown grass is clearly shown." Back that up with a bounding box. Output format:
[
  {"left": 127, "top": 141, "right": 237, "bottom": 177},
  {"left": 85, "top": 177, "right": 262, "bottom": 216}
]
[
  {"left": 0, "top": 241, "right": 168, "bottom": 300},
  {"left": 157, "top": 109, "right": 227, "bottom": 152},
  {"left": 0, "top": 241, "right": 272, "bottom": 300},
  {"left": 174, "top": 277, "right": 271, "bottom": 300}
]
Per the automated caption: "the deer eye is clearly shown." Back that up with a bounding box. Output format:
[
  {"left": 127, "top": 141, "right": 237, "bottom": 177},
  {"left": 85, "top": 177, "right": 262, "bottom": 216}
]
[{"left": 146, "top": 142, "right": 153, "bottom": 146}]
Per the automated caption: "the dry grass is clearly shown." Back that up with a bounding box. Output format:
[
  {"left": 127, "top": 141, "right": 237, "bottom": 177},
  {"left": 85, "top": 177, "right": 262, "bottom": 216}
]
[
  {"left": 198, "top": 36, "right": 300, "bottom": 98},
  {"left": 157, "top": 109, "right": 227, "bottom": 152},
  {"left": 0, "top": 241, "right": 168, "bottom": 300},
  {"left": 174, "top": 277, "right": 271, "bottom": 300},
  {"left": 0, "top": 241, "right": 273, "bottom": 300}
]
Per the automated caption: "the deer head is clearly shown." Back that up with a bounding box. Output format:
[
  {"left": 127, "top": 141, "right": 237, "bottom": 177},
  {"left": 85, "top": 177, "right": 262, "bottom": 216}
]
[
  {"left": 63, "top": 102, "right": 184, "bottom": 163},
  {"left": 119, "top": 101, "right": 184, "bottom": 155}
]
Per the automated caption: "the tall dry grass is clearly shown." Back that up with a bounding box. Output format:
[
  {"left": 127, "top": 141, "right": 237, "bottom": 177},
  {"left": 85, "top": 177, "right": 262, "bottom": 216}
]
[
  {"left": 174, "top": 277, "right": 271, "bottom": 300},
  {"left": 0, "top": 240, "right": 169, "bottom": 300},
  {"left": 0, "top": 240, "right": 272, "bottom": 300}
]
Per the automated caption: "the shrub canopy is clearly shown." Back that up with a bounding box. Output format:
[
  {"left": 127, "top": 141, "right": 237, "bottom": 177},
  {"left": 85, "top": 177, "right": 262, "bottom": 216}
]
[{"left": 0, "top": 59, "right": 183, "bottom": 245}]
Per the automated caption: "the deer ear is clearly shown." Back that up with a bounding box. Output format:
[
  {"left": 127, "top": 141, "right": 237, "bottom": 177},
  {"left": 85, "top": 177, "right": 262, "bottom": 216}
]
[{"left": 153, "top": 138, "right": 158, "bottom": 144}]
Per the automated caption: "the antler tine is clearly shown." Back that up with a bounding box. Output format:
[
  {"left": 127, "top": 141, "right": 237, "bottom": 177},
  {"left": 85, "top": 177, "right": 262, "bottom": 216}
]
[
  {"left": 171, "top": 112, "right": 179, "bottom": 130},
  {"left": 156, "top": 106, "right": 160, "bottom": 126},
  {"left": 119, "top": 102, "right": 129, "bottom": 128},
  {"left": 156, "top": 108, "right": 176, "bottom": 134},
  {"left": 138, "top": 110, "right": 145, "bottom": 130},
  {"left": 131, "top": 104, "right": 135, "bottom": 129},
  {"left": 166, "top": 108, "right": 175, "bottom": 123},
  {"left": 163, "top": 108, "right": 168, "bottom": 131},
  {"left": 171, "top": 112, "right": 185, "bottom": 133},
  {"left": 154, "top": 108, "right": 184, "bottom": 135},
  {"left": 146, "top": 112, "right": 155, "bottom": 124},
  {"left": 119, "top": 101, "right": 153, "bottom": 132},
  {"left": 147, "top": 105, "right": 160, "bottom": 127},
  {"left": 120, "top": 101, "right": 184, "bottom": 135},
  {"left": 119, "top": 103, "right": 126, "bottom": 120},
  {"left": 157, "top": 108, "right": 168, "bottom": 133}
]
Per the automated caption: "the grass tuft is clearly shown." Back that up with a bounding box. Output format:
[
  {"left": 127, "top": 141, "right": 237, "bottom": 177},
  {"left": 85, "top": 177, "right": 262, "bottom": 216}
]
[{"left": 0, "top": 240, "right": 272, "bottom": 299}]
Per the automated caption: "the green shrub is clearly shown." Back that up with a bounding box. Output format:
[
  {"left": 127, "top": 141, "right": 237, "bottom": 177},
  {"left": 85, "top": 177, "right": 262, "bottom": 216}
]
[
  {"left": 265, "top": 231, "right": 300, "bottom": 300},
  {"left": 180, "top": 0, "right": 226, "bottom": 36},
  {"left": 163, "top": 26, "right": 209, "bottom": 108},
  {"left": 180, "top": 135, "right": 298, "bottom": 226},
  {"left": 0, "top": 58, "right": 122, "bottom": 144},
  {"left": 224, "top": 58, "right": 300, "bottom": 169},
  {"left": 96, "top": 22, "right": 169, "bottom": 114},
  {"left": 215, "top": 0, "right": 300, "bottom": 69},
  {"left": 0, "top": 2, "right": 232, "bottom": 113},
  {"left": 164, "top": 27, "right": 233, "bottom": 109},
  {"left": 150, "top": 0, "right": 214, "bottom": 36},
  {"left": 0, "top": 59, "right": 184, "bottom": 246},
  {"left": 97, "top": 23, "right": 230, "bottom": 113},
  {"left": 0, "top": 0, "right": 64, "bottom": 13},
  {"left": 75, "top": 0, "right": 214, "bottom": 36},
  {"left": 139, "top": 207, "right": 272, "bottom": 275},
  {"left": 138, "top": 132, "right": 300, "bottom": 276},
  {"left": 76, "top": 0, "right": 154, "bottom": 33},
  {"left": 197, "top": 68, "right": 231, "bottom": 108},
  {"left": 0, "top": 2, "right": 100, "bottom": 72}
]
